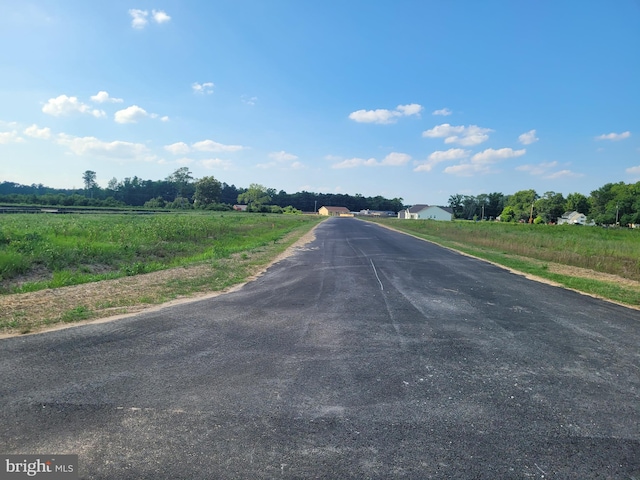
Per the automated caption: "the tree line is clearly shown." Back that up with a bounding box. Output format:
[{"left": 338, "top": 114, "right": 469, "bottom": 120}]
[
  {"left": 448, "top": 182, "right": 640, "bottom": 225},
  {"left": 3, "top": 168, "right": 639, "bottom": 224},
  {"left": 0, "top": 168, "right": 404, "bottom": 213}
]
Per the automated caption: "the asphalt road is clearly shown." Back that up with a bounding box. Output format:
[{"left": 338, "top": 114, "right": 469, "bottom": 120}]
[{"left": 1, "top": 217, "right": 639, "bottom": 479}]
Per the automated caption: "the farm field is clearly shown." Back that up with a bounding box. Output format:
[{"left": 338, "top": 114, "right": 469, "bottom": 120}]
[
  {"left": 0, "top": 212, "right": 323, "bottom": 334},
  {"left": 370, "top": 218, "right": 640, "bottom": 308}
]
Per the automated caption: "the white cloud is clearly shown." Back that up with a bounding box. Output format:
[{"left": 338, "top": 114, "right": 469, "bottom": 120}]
[
  {"left": 332, "top": 157, "right": 378, "bottom": 169},
  {"left": 432, "top": 108, "right": 452, "bottom": 116},
  {"left": 200, "top": 158, "right": 233, "bottom": 169},
  {"left": 241, "top": 95, "right": 257, "bottom": 106},
  {"left": 545, "top": 169, "right": 583, "bottom": 179},
  {"left": 192, "top": 139, "right": 245, "bottom": 152},
  {"left": 518, "top": 129, "right": 539, "bottom": 145},
  {"left": 0, "top": 130, "right": 24, "bottom": 144},
  {"left": 517, "top": 161, "right": 582, "bottom": 179},
  {"left": 348, "top": 103, "right": 423, "bottom": 124},
  {"left": 381, "top": 152, "right": 411, "bottom": 166},
  {"left": 129, "top": 9, "right": 149, "bottom": 29},
  {"left": 422, "top": 123, "right": 493, "bottom": 146},
  {"left": 331, "top": 152, "right": 411, "bottom": 169},
  {"left": 395, "top": 104, "right": 423, "bottom": 116},
  {"left": 192, "top": 82, "right": 214, "bottom": 94},
  {"left": 413, "top": 148, "right": 470, "bottom": 172},
  {"left": 269, "top": 151, "right": 298, "bottom": 162},
  {"left": 114, "top": 105, "right": 148, "bottom": 124},
  {"left": 23, "top": 124, "right": 52, "bottom": 139},
  {"left": 595, "top": 131, "right": 631, "bottom": 141},
  {"left": 516, "top": 161, "right": 558, "bottom": 176},
  {"left": 443, "top": 163, "right": 487, "bottom": 176},
  {"left": 471, "top": 147, "right": 526, "bottom": 164},
  {"left": 443, "top": 148, "right": 525, "bottom": 177},
  {"left": 90, "top": 91, "right": 123, "bottom": 103},
  {"left": 160, "top": 116, "right": 169, "bottom": 122},
  {"left": 164, "top": 142, "right": 190, "bottom": 155},
  {"left": 130, "top": 9, "right": 170, "bottom": 29},
  {"left": 42, "top": 95, "right": 106, "bottom": 118},
  {"left": 626, "top": 165, "right": 640, "bottom": 175},
  {"left": 56, "top": 134, "right": 153, "bottom": 161},
  {"left": 152, "top": 9, "right": 171, "bottom": 24}
]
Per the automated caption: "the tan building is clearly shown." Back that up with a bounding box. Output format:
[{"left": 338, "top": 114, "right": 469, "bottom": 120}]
[{"left": 318, "top": 206, "right": 351, "bottom": 217}]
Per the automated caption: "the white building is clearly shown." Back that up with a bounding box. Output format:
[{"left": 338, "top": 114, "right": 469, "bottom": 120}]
[{"left": 398, "top": 205, "right": 453, "bottom": 221}]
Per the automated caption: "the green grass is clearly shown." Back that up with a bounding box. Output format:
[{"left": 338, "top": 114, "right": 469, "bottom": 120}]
[
  {"left": 0, "top": 211, "right": 323, "bottom": 294},
  {"left": 368, "top": 218, "right": 640, "bottom": 306}
]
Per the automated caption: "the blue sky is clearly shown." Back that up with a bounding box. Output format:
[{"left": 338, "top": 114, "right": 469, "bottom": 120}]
[{"left": 1, "top": 1, "right": 638, "bottom": 205}]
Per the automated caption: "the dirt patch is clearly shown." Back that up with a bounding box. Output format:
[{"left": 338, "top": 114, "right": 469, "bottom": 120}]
[{"left": 0, "top": 226, "right": 319, "bottom": 338}]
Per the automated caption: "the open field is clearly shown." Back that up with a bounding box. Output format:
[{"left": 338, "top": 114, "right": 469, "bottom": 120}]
[
  {"left": 0, "top": 212, "right": 323, "bottom": 335},
  {"left": 369, "top": 218, "right": 640, "bottom": 308}
]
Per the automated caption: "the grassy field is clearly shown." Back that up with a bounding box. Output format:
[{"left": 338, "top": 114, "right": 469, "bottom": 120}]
[
  {"left": 0, "top": 211, "right": 323, "bottom": 294},
  {"left": 1, "top": 211, "right": 324, "bottom": 334},
  {"left": 369, "top": 218, "right": 640, "bottom": 307}
]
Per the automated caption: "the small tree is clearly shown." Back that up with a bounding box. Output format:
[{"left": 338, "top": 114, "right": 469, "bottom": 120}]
[{"left": 237, "top": 183, "right": 272, "bottom": 211}]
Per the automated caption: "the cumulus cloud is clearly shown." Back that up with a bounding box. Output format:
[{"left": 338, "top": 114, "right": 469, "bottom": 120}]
[
  {"left": 517, "top": 161, "right": 582, "bottom": 179},
  {"left": 192, "top": 82, "right": 214, "bottom": 94},
  {"left": 152, "top": 9, "right": 171, "bottom": 24},
  {"left": 23, "top": 124, "right": 52, "bottom": 139},
  {"left": 91, "top": 91, "right": 123, "bottom": 103},
  {"left": 380, "top": 152, "right": 411, "bottom": 166},
  {"left": 518, "top": 129, "right": 539, "bottom": 145},
  {"left": 269, "top": 151, "right": 299, "bottom": 162},
  {"left": 348, "top": 104, "right": 423, "bottom": 124},
  {"left": 0, "top": 130, "right": 24, "bottom": 144},
  {"left": 432, "top": 108, "right": 452, "bottom": 116},
  {"left": 331, "top": 152, "right": 411, "bottom": 169},
  {"left": 114, "top": 105, "right": 149, "bottom": 124},
  {"left": 443, "top": 147, "right": 525, "bottom": 177},
  {"left": 471, "top": 147, "right": 526, "bottom": 164},
  {"left": 164, "top": 142, "right": 190, "bottom": 155},
  {"left": 422, "top": 123, "right": 493, "bottom": 146},
  {"left": 192, "top": 139, "right": 244, "bottom": 152},
  {"left": 413, "top": 148, "right": 470, "bottom": 172},
  {"left": 545, "top": 169, "right": 583, "bottom": 179},
  {"left": 626, "top": 165, "right": 640, "bottom": 175},
  {"left": 516, "top": 161, "right": 558, "bottom": 176},
  {"left": 42, "top": 95, "right": 106, "bottom": 118},
  {"left": 56, "top": 133, "right": 153, "bottom": 161},
  {"left": 595, "top": 131, "right": 631, "bottom": 141},
  {"left": 129, "top": 9, "right": 170, "bottom": 28},
  {"left": 201, "top": 158, "right": 233, "bottom": 170},
  {"left": 129, "top": 9, "right": 149, "bottom": 29}
]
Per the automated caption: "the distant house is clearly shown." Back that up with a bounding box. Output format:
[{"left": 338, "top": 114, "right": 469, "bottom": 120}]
[
  {"left": 399, "top": 204, "right": 453, "bottom": 221},
  {"left": 318, "top": 206, "right": 352, "bottom": 217},
  {"left": 557, "top": 211, "right": 592, "bottom": 225},
  {"left": 398, "top": 204, "right": 430, "bottom": 219},
  {"left": 233, "top": 204, "right": 248, "bottom": 211}
]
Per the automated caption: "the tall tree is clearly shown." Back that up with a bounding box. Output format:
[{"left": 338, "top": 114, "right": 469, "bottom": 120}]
[
  {"left": 82, "top": 170, "right": 98, "bottom": 198},
  {"left": 565, "top": 192, "right": 590, "bottom": 215},
  {"left": 193, "top": 176, "right": 222, "bottom": 207},
  {"left": 166, "top": 167, "right": 194, "bottom": 200}
]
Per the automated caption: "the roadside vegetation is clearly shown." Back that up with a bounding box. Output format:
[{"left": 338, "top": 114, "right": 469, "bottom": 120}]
[
  {"left": 0, "top": 212, "right": 323, "bottom": 335},
  {"left": 370, "top": 218, "right": 640, "bottom": 307}
]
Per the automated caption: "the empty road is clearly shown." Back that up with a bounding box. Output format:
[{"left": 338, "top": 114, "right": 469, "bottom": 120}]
[{"left": 1, "top": 217, "right": 639, "bottom": 479}]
